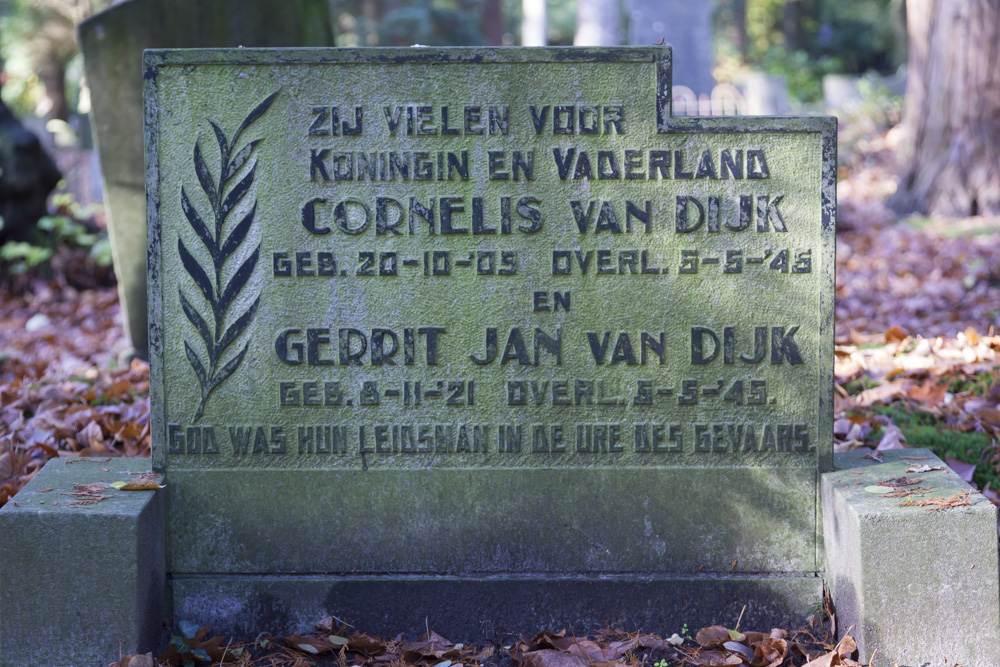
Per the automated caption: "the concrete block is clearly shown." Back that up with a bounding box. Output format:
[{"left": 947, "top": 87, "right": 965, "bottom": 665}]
[
  {"left": 822, "top": 448, "right": 1000, "bottom": 666},
  {"left": 0, "top": 458, "right": 165, "bottom": 667}
]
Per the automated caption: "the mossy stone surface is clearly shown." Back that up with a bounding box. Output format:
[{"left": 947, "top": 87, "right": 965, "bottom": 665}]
[
  {"left": 0, "top": 458, "right": 165, "bottom": 667},
  {"left": 822, "top": 448, "right": 1000, "bottom": 666},
  {"left": 145, "top": 47, "right": 835, "bottom": 629}
]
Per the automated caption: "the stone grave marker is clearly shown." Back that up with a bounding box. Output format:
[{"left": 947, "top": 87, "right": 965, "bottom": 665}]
[
  {"left": 145, "top": 47, "right": 836, "bottom": 637},
  {"left": 80, "top": 0, "right": 334, "bottom": 361}
]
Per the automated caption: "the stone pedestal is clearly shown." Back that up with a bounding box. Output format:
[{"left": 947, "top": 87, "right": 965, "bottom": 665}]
[
  {"left": 0, "top": 459, "right": 165, "bottom": 667},
  {"left": 822, "top": 449, "right": 1000, "bottom": 666}
]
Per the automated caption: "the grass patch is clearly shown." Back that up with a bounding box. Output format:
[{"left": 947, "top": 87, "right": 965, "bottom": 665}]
[
  {"left": 872, "top": 405, "right": 998, "bottom": 489},
  {"left": 843, "top": 376, "right": 880, "bottom": 395}
]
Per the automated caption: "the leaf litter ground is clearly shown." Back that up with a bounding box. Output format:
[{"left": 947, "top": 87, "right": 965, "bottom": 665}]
[
  {"left": 1, "top": 115, "right": 994, "bottom": 667},
  {"left": 113, "top": 613, "right": 866, "bottom": 667}
]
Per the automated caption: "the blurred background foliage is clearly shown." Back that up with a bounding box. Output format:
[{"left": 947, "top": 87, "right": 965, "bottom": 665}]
[
  {"left": 0, "top": 0, "right": 907, "bottom": 118},
  {"left": 714, "top": 0, "right": 905, "bottom": 102}
]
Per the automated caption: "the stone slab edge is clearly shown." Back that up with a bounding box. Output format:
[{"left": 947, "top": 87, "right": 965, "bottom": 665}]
[
  {"left": 171, "top": 572, "right": 823, "bottom": 640},
  {"left": 0, "top": 458, "right": 165, "bottom": 667},
  {"left": 822, "top": 448, "right": 1000, "bottom": 666}
]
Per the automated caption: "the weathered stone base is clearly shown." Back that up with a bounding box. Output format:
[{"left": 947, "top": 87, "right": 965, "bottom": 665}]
[
  {"left": 164, "top": 467, "right": 821, "bottom": 575},
  {"left": 171, "top": 573, "right": 823, "bottom": 640},
  {"left": 822, "top": 449, "right": 1000, "bottom": 667},
  {"left": 0, "top": 458, "right": 165, "bottom": 667}
]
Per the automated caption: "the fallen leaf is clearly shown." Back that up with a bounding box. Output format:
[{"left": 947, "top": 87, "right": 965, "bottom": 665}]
[
  {"left": 856, "top": 380, "right": 911, "bottom": 407},
  {"left": 884, "top": 325, "right": 908, "bottom": 342},
  {"left": 78, "top": 420, "right": 105, "bottom": 449},
  {"left": 722, "top": 641, "right": 753, "bottom": 661},
  {"left": 900, "top": 490, "right": 973, "bottom": 511},
  {"left": 906, "top": 465, "right": 944, "bottom": 473},
  {"left": 875, "top": 417, "right": 907, "bottom": 450},
  {"left": 521, "top": 649, "right": 590, "bottom": 667},
  {"left": 945, "top": 456, "right": 977, "bottom": 484},
  {"left": 688, "top": 650, "right": 743, "bottom": 666},
  {"left": 119, "top": 479, "right": 165, "bottom": 491},
  {"left": 695, "top": 626, "right": 731, "bottom": 648},
  {"left": 752, "top": 636, "right": 789, "bottom": 667},
  {"left": 876, "top": 476, "right": 923, "bottom": 488}
]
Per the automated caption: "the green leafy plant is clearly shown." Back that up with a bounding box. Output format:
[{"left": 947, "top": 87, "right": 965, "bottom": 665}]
[
  {"left": 759, "top": 46, "right": 843, "bottom": 105},
  {"left": 0, "top": 189, "right": 112, "bottom": 275},
  {"left": 0, "top": 241, "right": 53, "bottom": 273}
]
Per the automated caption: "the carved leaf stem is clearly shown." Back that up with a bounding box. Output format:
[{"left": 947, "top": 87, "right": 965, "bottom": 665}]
[{"left": 179, "top": 90, "right": 278, "bottom": 421}]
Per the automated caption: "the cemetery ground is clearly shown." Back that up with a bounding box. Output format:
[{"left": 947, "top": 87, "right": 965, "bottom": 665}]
[{"left": 2, "top": 114, "right": 999, "bottom": 666}]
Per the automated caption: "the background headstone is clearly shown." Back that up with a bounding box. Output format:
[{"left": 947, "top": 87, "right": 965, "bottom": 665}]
[
  {"left": 627, "top": 0, "right": 715, "bottom": 97},
  {"left": 742, "top": 72, "right": 790, "bottom": 116},
  {"left": 79, "top": 0, "right": 334, "bottom": 360}
]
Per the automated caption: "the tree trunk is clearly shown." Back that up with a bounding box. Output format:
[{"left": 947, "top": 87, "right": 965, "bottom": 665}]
[
  {"left": 783, "top": 0, "right": 804, "bottom": 53},
  {"left": 733, "top": 0, "right": 748, "bottom": 63},
  {"left": 362, "top": 0, "right": 380, "bottom": 45},
  {"left": 892, "top": 0, "right": 1000, "bottom": 216},
  {"left": 40, "top": 57, "right": 70, "bottom": 121},
  {"left": 481, "top": 0, "right": 503, "bottom": 45},
  {"left": 574, "top": 0, "right": 620, "bottom": 46},
  {"left": 522, "top": 0, "right": 547, "bottom": 46}
]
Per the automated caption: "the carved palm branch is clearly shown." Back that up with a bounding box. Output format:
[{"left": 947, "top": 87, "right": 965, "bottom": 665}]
[{"left": 178, "top": 90, "right": 278, "bottom": 421}]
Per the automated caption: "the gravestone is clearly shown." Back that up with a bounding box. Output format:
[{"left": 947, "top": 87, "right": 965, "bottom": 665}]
[
  {"left": 79, "top": 0, "right": 334, "bottom": 360},
  {"left": 145, "top": 46, "right": 836, "bottom": 637},
  {"left": 628, "top": 0, "right": 715, "bottom": 97}
]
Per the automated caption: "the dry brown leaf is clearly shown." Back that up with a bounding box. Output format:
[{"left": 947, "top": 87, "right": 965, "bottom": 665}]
[
  {"left": 520, "top": 649, "right": 592, "bottom": 667},
  {"left": 900, "top": 490, "right": 974, "bottom": 511},
  {"left": 875, "top": 419, "right": 907, "bottom": 451},
  {"left": 694, "top": 625, "right": 731, "bottom": 648},
  {"left": 906, "top": 464, "right": 944, "bottom": 473},
  {"left": 0, "top": 452, "right": 12, "bottom": 482},
  {"left": 688, "top": 650, "right": 743, "bottom": 666},
  {"left": 119, "top": 479, "right": 165, "bottom": 491},
  {"left": 945, "top": 456, "right": 977, "bottom": 484},
  {"left": 857, "top": 381, "right": 912, "bottom": 407},
  {"left": 977, "top": 408, "right": 1000, "bottom": 427},
  {"left": 751, "top": 636, "right": 788, "bottom": 667},
  {"left": 884, "top": 325, "right": 908, "bottom": 343},
  {"left": 78, "top": 420, "right": 105, "bottom": 449},
  {"left": 284, "top": 635, "right": 336, "bottom": 655},
  {"left": 906, "top": 379, "right": 950, "bottom": 404},
  {"left": 877, "top": 476, "right": 922, "bottom": 488},
  {"left": 801, "top": 652, "right": 844, "bottom": 667}
]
